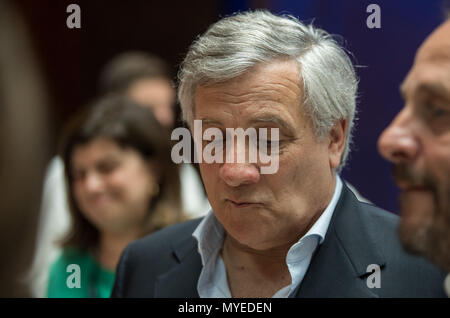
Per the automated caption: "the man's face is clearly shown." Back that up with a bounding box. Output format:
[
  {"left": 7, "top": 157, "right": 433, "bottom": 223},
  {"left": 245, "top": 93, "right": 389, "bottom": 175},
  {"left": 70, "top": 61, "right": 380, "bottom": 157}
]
[
  {"left": 378, "top": 21, "right": 450, "bottom": 270},
  {"left": 127, "top": 78, "right": 176, "bottom": 128},
  {"left": 194, "top": 59, "right": 345, "bottom": 251}
]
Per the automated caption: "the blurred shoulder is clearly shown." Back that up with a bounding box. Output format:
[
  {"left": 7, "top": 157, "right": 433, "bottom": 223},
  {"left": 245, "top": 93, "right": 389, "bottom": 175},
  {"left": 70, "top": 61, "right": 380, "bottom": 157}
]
[
  {"left": 129, "top": 217, "right": 202, "bottom": 252},
  {"left": 119, "top": 217, "right": 203, "bottom": 270},
  {"left": 355, "top": 201, "right": 447, "bottom": 297}
]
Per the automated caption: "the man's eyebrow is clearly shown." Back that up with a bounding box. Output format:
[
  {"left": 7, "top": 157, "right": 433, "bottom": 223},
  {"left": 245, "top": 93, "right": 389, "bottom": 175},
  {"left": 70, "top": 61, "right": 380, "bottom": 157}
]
[
  {"left": 200, "top": 118, "right": 223, "bottom": 127},
  {"left": 199, "top": 116, "right": 294, "bottom": 134},
  {"left": 402, "top": 80, "right": 450, "bottom": 100},
  {"left": 417, "top": 82, "right": 450, "bottom": 99},
  {"left": 247, "top": 116, "right": 293, "bottom": 132}
]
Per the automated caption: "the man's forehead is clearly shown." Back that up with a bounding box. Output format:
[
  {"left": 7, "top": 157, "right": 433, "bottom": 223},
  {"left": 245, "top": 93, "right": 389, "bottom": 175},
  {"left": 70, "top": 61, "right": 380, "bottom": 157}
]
[
  {"left": 401, "top": 20, "right": 450, "bottom": 95},
  {"left": 401, "top": 63, "right": 450, "bottom": 95},
  {"left": 196, "top": 59, "right": 302, "bottom": 98},
  {"left": 416, "top": 20, "right": 450, "bottom": 63},
  {"left": 195, "top": 60, "right": 304, "bottom": 115}
]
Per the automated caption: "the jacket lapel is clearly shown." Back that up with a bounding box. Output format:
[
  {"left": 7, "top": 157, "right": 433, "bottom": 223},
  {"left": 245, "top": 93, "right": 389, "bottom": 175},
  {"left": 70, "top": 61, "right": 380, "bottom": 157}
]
[
  {"left": 293, "top": 184, "right": 385, "bottom": 298},
  {"left": 154, "top": 234, "right": 202, "bottom": 297}
]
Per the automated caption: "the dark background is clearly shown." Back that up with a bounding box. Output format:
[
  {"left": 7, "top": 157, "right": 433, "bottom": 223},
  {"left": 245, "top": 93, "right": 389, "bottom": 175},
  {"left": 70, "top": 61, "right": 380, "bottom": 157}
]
[{"left": 15, "top": 0, "right": 449, "bottom": 214}]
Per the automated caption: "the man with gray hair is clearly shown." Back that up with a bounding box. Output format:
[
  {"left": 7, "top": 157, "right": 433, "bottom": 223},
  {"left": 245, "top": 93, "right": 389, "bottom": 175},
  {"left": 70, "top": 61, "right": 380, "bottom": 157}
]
[{"left": 112, "top": 10, "right": 446, "bottom": 298}]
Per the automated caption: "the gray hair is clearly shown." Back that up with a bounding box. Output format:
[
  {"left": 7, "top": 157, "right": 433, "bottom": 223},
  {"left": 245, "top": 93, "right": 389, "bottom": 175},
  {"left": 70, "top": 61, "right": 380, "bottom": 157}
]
[{"left": 178, "top": 10, "right": 358, "bottom": 171}]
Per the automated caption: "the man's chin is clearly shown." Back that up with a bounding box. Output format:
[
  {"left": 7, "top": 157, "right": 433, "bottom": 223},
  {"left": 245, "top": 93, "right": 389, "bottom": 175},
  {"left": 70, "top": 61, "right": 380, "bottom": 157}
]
[
  {"left": 398, "top": 200, "right": 450, "bottom": 272},
  {"left": 399, "top": 188, "right": 435, "bottom": 221},
  {"left": 397, "top": 190, "right": 435, "bottom": 256}
]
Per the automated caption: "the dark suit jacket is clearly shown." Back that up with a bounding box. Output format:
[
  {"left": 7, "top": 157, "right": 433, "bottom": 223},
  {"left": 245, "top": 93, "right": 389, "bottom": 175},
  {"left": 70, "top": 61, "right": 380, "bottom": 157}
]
[{"left": 111, "top": 184, "right": 447, "bottom": 297}]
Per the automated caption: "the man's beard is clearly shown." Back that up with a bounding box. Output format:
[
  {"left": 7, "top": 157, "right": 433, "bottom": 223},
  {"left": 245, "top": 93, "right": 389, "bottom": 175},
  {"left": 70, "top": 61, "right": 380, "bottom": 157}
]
[{"left": 394, "top": 164, "right": 450, "bottom": 272}]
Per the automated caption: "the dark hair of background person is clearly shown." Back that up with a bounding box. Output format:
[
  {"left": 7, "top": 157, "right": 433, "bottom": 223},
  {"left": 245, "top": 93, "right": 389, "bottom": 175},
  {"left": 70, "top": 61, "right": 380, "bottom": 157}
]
[
  {"left": 98, "top": 51, "right": 174, "bottom": 95},
  {"left": 60, "top": 95, "right": 183, "bottom": 251}
]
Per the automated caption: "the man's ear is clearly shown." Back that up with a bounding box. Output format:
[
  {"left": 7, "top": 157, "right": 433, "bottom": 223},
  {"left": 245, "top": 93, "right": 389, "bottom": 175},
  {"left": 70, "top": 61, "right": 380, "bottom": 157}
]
[{"left": 328, "top": 119, "right": 347, "bottom": 170}]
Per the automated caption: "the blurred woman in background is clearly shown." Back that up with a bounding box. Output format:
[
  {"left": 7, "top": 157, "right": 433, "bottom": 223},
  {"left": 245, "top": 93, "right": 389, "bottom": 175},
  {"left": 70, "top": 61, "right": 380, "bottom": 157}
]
[{"left": 47, "top": 95, "right": 183, "bottom": 297}]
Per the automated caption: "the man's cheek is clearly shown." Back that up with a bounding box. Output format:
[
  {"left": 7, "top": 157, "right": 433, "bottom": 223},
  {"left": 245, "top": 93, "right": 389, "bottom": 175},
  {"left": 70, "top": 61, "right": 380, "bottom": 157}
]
[
  {"left": 400, "top": 189, "right": 435, "bottom": 229},
  {"left": 435, "top": 179, "right": 450, "bottom": 223},
  {"left": 199, "top": 164, "right": 220, "bottom": 195},
  {"left": 199, "top": 163, "right": 214, "bottom": 182}
]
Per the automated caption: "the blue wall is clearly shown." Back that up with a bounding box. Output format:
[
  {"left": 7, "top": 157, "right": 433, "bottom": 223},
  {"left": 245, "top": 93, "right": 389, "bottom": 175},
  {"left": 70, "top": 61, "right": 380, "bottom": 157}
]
[{"left": 219, "top": 0, "right": 446, "bottom": 213}]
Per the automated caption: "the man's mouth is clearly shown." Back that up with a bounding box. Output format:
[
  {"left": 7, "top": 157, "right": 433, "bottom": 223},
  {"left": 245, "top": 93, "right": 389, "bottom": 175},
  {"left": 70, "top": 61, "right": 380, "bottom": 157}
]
[
  {"left": 226, "top": 199, "right": 261, "bottom": 208},
  {"left": 394, "top": 179, "right": 432, "bottom": 193},
  {"left": 392, "top": 165, "right": 434, "bottom": 193},
  {"left": 393, "top": 173, "right": 430, "bottom": 190},
  {"left": 402, "top": 185, "right": 431, "bottom": 192}
]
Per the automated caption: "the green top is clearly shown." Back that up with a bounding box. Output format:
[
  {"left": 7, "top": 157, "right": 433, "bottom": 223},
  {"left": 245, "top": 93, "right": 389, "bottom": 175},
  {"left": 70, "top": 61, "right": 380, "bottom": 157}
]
[{"left": 47, "top": 248, "right": 115, "bottom": 298}]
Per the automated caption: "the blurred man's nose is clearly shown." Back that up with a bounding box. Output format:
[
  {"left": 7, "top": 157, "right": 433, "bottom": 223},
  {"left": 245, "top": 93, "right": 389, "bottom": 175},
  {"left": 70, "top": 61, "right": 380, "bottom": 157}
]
[
  {"left": 378, "top": 108, "right": 419, "bottom": 164},
  {"left": 219, "top": 162, "right": 260, "bottom": 187},
  {"left": 154, "top": 103, "right": 174, "bottom": 128}
]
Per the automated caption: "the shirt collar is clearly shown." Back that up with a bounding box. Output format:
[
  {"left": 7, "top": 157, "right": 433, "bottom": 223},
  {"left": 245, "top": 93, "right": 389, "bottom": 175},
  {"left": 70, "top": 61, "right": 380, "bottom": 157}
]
[
  {"left": 193, "top": 175, "right": 343, "bottom": 266},
  {"left": 192, "top": 209, "right": 224, "bottom": 267},
  {"left": 304, "top": 175, "right": 343, "bottom": 244}
]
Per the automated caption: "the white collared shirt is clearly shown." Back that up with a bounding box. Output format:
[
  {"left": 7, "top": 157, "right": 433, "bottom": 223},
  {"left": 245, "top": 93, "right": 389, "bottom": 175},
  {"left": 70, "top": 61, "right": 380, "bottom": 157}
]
[{"left": 192, "top": 175, "right": 343, "bottom": 298}]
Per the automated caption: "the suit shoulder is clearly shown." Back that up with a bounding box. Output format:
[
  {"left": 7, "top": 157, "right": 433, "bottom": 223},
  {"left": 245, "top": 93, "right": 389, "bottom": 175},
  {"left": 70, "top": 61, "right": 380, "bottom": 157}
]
[
  {"left": 112, "top": 218, "right": 203, "bottom": 297},
  {"left": 354, "top": 201, "right": 447, "bottom": 297},
  {"left": 128, "top": 217, "right": 202, "bottom": 255},
  {"left": 358, "top": 201, "right": 398, "bottom": 224},
  {"left": 119, "top": 217, "right": 202, "bottom": 273}
]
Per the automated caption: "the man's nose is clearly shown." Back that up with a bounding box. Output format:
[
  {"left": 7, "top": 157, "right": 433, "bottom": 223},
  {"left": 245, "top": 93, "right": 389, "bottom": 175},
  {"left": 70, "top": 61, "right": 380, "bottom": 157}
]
[
  {"left": 218, "top": 136, "right": 261, "bottom": 187},
  {"left": 219, "top": 162, "right": 260, "bottom": 187},
  {"left": 378, "top": 108, "right": 419, "bottom": 164}
]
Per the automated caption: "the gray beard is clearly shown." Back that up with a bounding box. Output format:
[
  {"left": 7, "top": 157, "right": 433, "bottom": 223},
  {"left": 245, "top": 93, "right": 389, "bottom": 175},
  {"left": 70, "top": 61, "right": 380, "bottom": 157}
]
[{"left": 398, "top": 184, "right": 450, "bottom": 272}]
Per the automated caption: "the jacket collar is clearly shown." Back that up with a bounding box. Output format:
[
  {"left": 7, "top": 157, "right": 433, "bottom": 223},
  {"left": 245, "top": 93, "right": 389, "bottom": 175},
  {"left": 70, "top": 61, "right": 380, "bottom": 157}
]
[
  {"left": 292, "top": 184, "right": 386, "bottom": 297},
  {"left": 154, "top": 224, "right": 202, "bottom": 297}
]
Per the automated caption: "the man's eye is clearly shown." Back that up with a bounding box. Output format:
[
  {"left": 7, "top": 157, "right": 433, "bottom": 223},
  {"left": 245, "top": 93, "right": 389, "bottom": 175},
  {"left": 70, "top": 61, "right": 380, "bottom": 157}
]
[
  {"left": 421, "top": 102, "right": 449, "bottom": 121},
  {"left": 259, "top": 139, "right": 280, "bottom": 145},
  {"left": 205, "top": 139, "right": 223, "bottom": 146},
  {"left": 258, "top": 140, "right": 271, "bottom": 147},
  {"left": 430, "top": 105, "right": 449, "bottom": 117},
  {"left": 422, "top": 102, "right": 450, "bottom": 134},
  {"left": 257, "top": 139, "right": 280, "bottom": 156}
]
